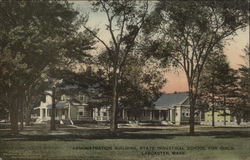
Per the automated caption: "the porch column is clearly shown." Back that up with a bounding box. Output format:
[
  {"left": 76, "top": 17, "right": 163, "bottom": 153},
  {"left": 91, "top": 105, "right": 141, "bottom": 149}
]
[
  {"left": 68, "top": 103, "right": 71, "bottom": 120},
  {"left": 169, "top": 110, "right": 173, "bottom": 122},
  {"left": 122, "top": 109, "right": 125, "bottom": 120},
  {"left": 45, "top": 108, "right": 48, "bottom": 119},
  {"left": 40, "top": 108, "right": 43, "bottom": 119},
  {"left": 159, "top": 110, "right": 162, "bottom": 120},
  {"left": 150, "top": 111, "right": 153, "bottom": 120}
]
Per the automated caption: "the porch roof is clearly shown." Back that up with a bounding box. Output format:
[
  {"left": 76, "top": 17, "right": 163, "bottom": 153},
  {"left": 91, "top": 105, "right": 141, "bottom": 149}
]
[
  {"left": 153, "top": 92, "right": 189, "bottom": 110},
  {"left": 46, "top": 101, "right": 69, "bottom": 109}
]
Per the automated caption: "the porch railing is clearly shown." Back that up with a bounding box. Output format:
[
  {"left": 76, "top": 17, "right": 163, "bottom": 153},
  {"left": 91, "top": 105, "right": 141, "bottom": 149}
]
[{"left": 95, "top": 116, "right": 109, "bottom": 121}]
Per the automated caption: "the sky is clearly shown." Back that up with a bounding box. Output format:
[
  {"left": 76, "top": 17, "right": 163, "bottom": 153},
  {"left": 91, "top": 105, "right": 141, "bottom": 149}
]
[
  {"left": 162, "top": 28, "right": 249, "bottom": 93},
  {"left": 73, "top": 1, "right": 249, "bottom": 93}
]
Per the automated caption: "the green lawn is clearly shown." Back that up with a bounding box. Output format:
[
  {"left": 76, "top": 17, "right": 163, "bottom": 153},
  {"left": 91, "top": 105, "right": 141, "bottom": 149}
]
[{"left": 0, "top": 125, "right": 249, "bottom": 160}]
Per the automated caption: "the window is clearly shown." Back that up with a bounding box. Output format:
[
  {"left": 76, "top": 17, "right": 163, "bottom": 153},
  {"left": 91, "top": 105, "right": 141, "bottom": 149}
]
[
  {"left": 182, "top": 113, "right": 185, "bottom": 116},
  {"left": 103, "top": 112, "right": 107, "bottom": 116},
  {"left": 79, "top": 95, "right": 84, "bottom": 101},
  {"left": 42, "top": 109, "right": 46, "bottom": 117},
  {"left": 79, "top": 112, "right": 83, "bottom": 116},
  {"left": 48, "top": 110, "right": 52, "bottom": 116},
  {"left": 79, "top": 95, "right": 89, "bottom": 102},
  {"left": 186, "top": 113, "right": 189, "bottom": 117}
]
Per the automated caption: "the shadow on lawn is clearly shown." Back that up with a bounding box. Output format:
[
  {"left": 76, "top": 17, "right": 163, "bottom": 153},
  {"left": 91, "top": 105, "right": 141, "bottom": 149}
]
[{"left": 0, "top": 127, "right": 249, "bottom": 141}]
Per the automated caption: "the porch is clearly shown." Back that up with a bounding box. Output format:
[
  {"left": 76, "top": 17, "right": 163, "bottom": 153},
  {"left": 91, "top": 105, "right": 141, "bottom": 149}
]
[{"left": 125, "top": 109, "right": 176, "bottom": 123}]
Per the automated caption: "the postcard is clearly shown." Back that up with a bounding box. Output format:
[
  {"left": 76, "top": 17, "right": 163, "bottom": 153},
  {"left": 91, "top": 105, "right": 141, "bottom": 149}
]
[{"left": 0, "top": 0, "right": 249, "bottom": 160}]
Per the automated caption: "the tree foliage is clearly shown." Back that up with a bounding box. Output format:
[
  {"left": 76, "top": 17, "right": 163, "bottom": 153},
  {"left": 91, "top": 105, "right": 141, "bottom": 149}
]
[
  {"left": 0, "top": 1, "right": 94, "bottom": 134},
  {"left": 84, "top": 0, "right": 149, "bottom": 132},
  {"left": 143, "top": 0, "right": 248, "bottom": 134},
  {"left": 237, "top": 44, "right": 250, "bottom": 121},
  {"left": 198, "top": 53, "right": 238, "bottom": 126}
]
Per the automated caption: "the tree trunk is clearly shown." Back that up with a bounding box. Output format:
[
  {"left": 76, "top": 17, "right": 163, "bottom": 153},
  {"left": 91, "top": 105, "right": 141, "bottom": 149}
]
[
  {"left": 223, "top": 109, "right": 226, "bottom": 126},
  {"left": 189, "top": 104, "right": 195, "bottom": 135},
  {"left": 212, "top": 106, "right": 215, "bottom": 127},
  {"left": 236, "top": 114, "right": 241, "bottom": 125},
  {"left": 189, "top": 90, "right": 195, "bottom": 135},
  {"left": 110, "top": 70, "right": 118, "bottom": 133},
  {"left": 24, "top": 93, "right": 32, "bottom": 126},
  {"left": 223, "top": 96, "right": 226, "bottom": 126},
  {"left": 20, "top": 103, "right": 24, "bottom": 130},
  {"left": 211, "top": 76, "right": 215, "bottom": 127},
  {"left": 19, "top": 90, "right": 24, "bottom": 130},
  {"left": 9, "top": 89, "right": 19, "bottom": 135},
  {"left": 25, "top": 107, "right": 32, "bottom": 126},
  {"left": 50, "top": 87, "right": 56, "bottom": 131}
]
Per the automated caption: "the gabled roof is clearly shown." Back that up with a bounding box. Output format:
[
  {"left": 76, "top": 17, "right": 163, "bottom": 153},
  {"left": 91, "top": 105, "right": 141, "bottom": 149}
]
[{"left": 153, "top": 92, "right": 189, "bottom": 110}]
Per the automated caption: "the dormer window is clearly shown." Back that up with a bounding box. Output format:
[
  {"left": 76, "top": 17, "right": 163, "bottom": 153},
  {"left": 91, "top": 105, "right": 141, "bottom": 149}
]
[{"left": 79, "top": 95, "right": 84, "bottom": 101}]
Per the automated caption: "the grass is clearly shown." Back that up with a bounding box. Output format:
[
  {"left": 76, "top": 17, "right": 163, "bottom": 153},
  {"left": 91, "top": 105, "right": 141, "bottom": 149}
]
[{"left": 0, "top": 125, "right": 249, "bottom": 160}]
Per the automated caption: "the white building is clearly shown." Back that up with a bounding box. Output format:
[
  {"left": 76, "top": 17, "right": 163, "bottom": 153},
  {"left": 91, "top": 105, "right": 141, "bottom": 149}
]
[
  {"left": 123, "top": 92, "right": 201, "bottom": 125},
  {"left": 34, "top": 91, "right": 93, "bottom": 124}
]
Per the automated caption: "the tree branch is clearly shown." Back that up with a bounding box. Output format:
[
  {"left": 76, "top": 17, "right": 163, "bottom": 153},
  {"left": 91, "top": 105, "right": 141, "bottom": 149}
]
[{"left": 83, "top": 26, "right": 111, "bottom": 52}]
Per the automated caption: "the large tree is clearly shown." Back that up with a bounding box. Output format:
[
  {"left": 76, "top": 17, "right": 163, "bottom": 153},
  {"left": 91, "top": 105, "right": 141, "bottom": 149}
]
[
  {"left": 94, "top": 51, "right": 166, "bottom": 120},
  {"left": 199, "top": 53, "right": 238, "bottom": 126},
  {"left": 198, "top": 52, "right": 227, "bottom": 127},
  {"left": 237, "top": 44, "right": 250, "bottom": 122},
  {"left": 84, "top": 0, "right": 149, "bottom": 132},
  {"left": 53, "top": 51, "right": 166, "bottom": 124},
  {"left": 0, "top": 89, "right": 8, "bottom": 121},
  {"left": 143, "top": 0, "right": 248, "bottom": 134},
  {"left": 0, "top": 1, "right": 93, "bottom": 134}
]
